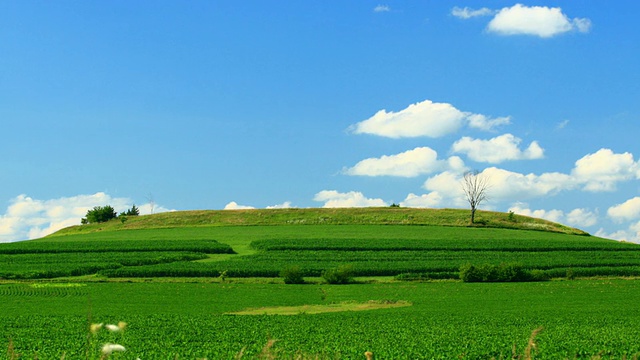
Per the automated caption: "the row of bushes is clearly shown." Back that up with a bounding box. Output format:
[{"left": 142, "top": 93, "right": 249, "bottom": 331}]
[
  {"left": 280, "top": 265, "right": 354, "bottom": 284},
  {"left": 459, "top": 263, "right": 550, "bottom": 282}
]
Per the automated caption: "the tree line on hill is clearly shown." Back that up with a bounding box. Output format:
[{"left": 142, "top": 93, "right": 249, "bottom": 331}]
[{"left": 81, "top": 205, "right": 139, "bottom": 224}]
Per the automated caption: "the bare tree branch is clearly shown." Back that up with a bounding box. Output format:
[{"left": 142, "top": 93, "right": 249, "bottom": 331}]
[{"left": 461, "top": 170, "right": 490, "bottom": 224}]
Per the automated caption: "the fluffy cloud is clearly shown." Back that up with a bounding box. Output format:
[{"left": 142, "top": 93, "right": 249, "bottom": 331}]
[
  {"left": 572, "top": 149, "right": 638, "bottom": 192},
  {"left": 349, "top": 100, "right": 509, "bottom": 139},
  {"left": 451, "top": 6, "right": 493, "bottom": 19},
  {"left": 344, "top": 147, "right": 466, "bottom": 177},
  {"left": 596, "top": 224, "right": 640, "bottom": 244},
  {"left": 0, "top": 193, "right": 169, "bottom": 243},
  {"left": 509, "top": 203, "right": 564, "bottom": 223},
  {"left": 608, "top": 197, "right": 640, "bottom": 222},
  {"left": 509, "top": 203, "right": 598, "bottom": 228},
  {"left": 566, "top": 208, "right": 598, "bottom": 228},
  {"left": 419, "top": 149, "right": 639, "bottom": 207},
  {"left": 313, "top": 190, "right": 387, "bottom": 208},
  {"left": 223, "top": 201, "right": 255, "bottom": 210},
  {"left": 266, "top": 201, "right": 294, "bottom": 209},
  {"left": 487, "top": 4, "right": 591, "bottom": 38},
  {"left": 400, "top": 192, "right": 443, "bottom": 208},
  {"left": 452, "top": 134, "right": 544, "bottom": 163}
]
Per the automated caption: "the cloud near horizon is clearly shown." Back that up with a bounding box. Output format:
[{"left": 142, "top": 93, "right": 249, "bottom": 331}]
[
  {"left": 314, "top": 190, "right": 388, "bottom": 208},
  {"left": 0, "top": 192, "right": 171, "bottom": 243},
  {"left": 487, "top": 4, "right": 592, "bottom": 38},
  {"left": 344, "top": 147, "right": 466, "bottom": 177},
  {"left": 349, "top": 100, "right": 510, "bottom": 139},
  {"left": 509, "top": 203, "right": 598, "bottom": 228}
]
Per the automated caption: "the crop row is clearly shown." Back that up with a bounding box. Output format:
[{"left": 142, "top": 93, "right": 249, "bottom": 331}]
[
  {"left": 98, "top": 249, "right": 640, "bottom": 278},
  {"left": 250, "top": 237, "right": 640, "bottom": 252},
  {"left": 0, "top": 239, "right": 234, "bottom": 254},
  {"left": 0, "top": 252, "right": 208, "bottom": 279}
]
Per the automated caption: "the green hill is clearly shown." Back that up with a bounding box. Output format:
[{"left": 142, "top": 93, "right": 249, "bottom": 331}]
[
  {"left": 49, "top": 207, "right": 589, "bottom": 237},
  {"left": 3, "top": 207, "right": 640, "bottom": 281}
]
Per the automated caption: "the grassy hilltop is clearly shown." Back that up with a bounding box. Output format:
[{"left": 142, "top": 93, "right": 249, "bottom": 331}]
[{"left": 49, "top": 207, "right": 589, "bottom": 236}]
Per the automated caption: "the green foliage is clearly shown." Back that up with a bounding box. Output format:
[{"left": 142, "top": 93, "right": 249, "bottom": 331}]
[
  {"left": 0, "top": 239, "right": 233, "bottom": 279},
  {"left": 3, "top": 281, "right": 640, "bottom": 358},
  {"left": 280, "top": 265, "right": 305, "bottom": 284},
  {"left": 82, "top": 205, "right": 117, "bottom": 224},
  {"left": 322, "top": 264, "right": 354, "bottom": 284},
  {"left": 123, "top": 204, "right": 140, "bottom": 216},
  {"left": 459, "top": 263, "right": 539, "bottom": 282}
]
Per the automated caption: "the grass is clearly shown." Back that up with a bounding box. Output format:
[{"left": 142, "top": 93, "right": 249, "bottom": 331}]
[
  {"left": 2, "top": 280, "right": 640, "bottom": 358},
  {"left": 47, "top": 207, "right": 589, "bottom": 237}
]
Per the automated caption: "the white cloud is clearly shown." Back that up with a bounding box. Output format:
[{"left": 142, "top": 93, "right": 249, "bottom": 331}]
[
  {"left": 349, "top": 99, "right": 509, "bottom": 139},
  {"left": 566, "top": 208, "right": 598, "bottom": 228},
  {"left": 478, "top": 167, "right": 574, "bottom": 202},
  {"left": 313, "top": 190, "right": 387, "bottom": 208},
  {"left": 509, "top": 203, "right": 564, "bottom": 223},
  {"left": 452, "top": 134, "right": 544, "bottom": 163},
  {"left": 508, "top": 204, "right": 597, "bottom": 227},
  {"left": 595, "top": 226, "right": 640, "bottom": 244},
  {"left": 266, "top": 201, "right": 294, "bottom": 209},
  {"left": 223, "top": 201, "right": 255, "bottom": 210},
  {"left": 400, "top": 192, "right": 443, "bottom": 208},
  {"left": 344, "top": 147, "right": 462, "bottom": 177},
  {"left": 466, "top": 114, "right": 511, "bottom": 131},
  {"left": 451, "top": 6, "right": 493, "bottom": 19},
  {"left": 0, "top": 192, "right": 169, "bottom": 243},
  {"left": 572, "top": 148, "right": 638, "bottom": 192},
  {"left": 373, "top": 5, "right": 390, "bottom": 13},
  {"left": 608, "top": 197, "right": 640, "bottom": 222},
  {"left": 556, "top": 119, "right": 570, "bottom": 130},
  {"left": 422, "top": 171, "right": 468, "bottom": 208},
  {"left": 487, "top": 4, "right": 591, "bottom": 38}
]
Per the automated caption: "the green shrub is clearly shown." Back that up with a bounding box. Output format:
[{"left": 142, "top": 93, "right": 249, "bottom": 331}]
[
  {"left": 460, "top": 263, "right": 541, "bottom": 282},
  {"left": 322, "top": 265, "right": 354, "bottom": 284},
  {"left": 82, "top": 205, "right": 117, "bottom": 224},
  {"left": 280, "top": 266, "right": 305, "bottom": 284}
]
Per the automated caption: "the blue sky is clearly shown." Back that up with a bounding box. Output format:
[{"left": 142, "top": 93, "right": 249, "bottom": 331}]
[{"left": 1, "top": 1, "right": 639, "bottom": 242}]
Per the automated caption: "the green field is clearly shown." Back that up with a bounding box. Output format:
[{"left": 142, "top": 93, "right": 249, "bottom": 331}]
[{"left": 1, "top": 208, "right": 639, "bottom": 359}]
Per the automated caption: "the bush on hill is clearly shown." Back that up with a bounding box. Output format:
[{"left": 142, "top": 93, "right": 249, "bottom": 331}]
[
  {"left": 322, "top": 265, "right": 354, "bottom": 284},
  {"left": 81, "top": 205, "right": 117, "bottom": 224},
  {"left": 459, "top": 263, "right": 543, "bottom": 282}
]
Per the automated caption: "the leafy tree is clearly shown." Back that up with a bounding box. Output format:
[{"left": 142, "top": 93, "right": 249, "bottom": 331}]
[
  {"left": 461, "top": 170, "right": 490, "bottom": 224},
  {"left": 82, "top": 205, "right": 117, "bottom": 224},
  {"left": 123, "top": 205, "right": 140, "bottom": 216}
]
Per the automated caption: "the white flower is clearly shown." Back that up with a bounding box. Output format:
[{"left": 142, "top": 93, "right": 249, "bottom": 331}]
[
  {"left": 101, "top": 343, "right": 126, "bottom": 355},
  {"left": 105, "top": 324, "right": 120, "bottom": 332}
]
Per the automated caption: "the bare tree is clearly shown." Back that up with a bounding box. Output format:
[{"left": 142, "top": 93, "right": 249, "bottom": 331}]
[{"left": 461, "top": 170, "right": 490, "bottom": 224}]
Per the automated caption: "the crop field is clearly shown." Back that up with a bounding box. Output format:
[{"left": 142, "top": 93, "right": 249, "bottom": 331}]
[
  {"left": 1, "top": 209, "right": 640, "bottom": 358},
  {"left": 4, "top": 224, "right": 637, "bottom": 280},
  {"left": 2, "top": 280, "right": 640, "bottom": 359}
]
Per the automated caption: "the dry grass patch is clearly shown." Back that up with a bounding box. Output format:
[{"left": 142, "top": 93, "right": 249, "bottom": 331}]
[{"left": 226, "top": 300, "right": 412, "bottom": 315}]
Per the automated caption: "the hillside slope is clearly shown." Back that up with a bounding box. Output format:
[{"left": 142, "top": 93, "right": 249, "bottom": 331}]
[{"left": 48, "top": 207, "right": 589, "bottom": 237}]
